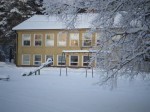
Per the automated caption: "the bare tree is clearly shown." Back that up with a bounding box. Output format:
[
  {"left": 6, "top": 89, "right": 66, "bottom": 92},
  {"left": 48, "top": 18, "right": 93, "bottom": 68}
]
[{"left": 43, "top": 0, "right": 150, "bottom": 86}]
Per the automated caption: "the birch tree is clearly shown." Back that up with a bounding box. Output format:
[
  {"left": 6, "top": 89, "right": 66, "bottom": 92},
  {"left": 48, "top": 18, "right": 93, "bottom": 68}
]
[{"left": 43, "top": 0, "right": 150, "bottom": 86}]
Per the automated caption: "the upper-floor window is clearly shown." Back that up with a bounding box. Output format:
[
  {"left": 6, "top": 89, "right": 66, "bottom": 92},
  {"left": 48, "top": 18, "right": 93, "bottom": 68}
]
[
  {"left": 82, "top": 33, "right": 92, "bottom": 47},
  {"left": 22, "top": 54, "right": 30, "bottom": 65},
  {"left": 70, "top": 33, "right": 79, "bottom": 47},
  {"left": 57, "top": 32, "right": 67, "bottom": 46},
  {"left": 22, "top": 34, "right": 31, "bottom": 46},
  {"left": 45, "top": 34, "right": 54, "bottom": 46},
  {"left": 34, "top": 34, "right": 42, "bottom": 46}
]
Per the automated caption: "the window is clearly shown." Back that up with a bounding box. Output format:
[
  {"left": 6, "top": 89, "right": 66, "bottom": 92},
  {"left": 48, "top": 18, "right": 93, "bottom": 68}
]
[
  {"left": 22, "top": 54, "right": 30, "bottom": 65},
  {"left": 34, "top": 34, "right": 42, "bottom": 46},
  {"left": 83, "top": 56, "right": 90, "bottom": 66},
  {"left": 57, "top": 32, "right": 67, "bottom": 46},
  {"left": 70, "top": 55, "right": 78, "bottom": 66},
  {"left": 34, "top": 55, "right": 42, "bottom": 65},
  {"left": 22, "top": 34, "right": 31, "bottom": 46},
  {"left": 45, "top": 34, "right": 54, "bottom": 46},
  {"left": 96, "top": 55, "right": 104, "bottom": 67},
  {"left": 57, "top": 55, "right": 66, "bottom": 66},
  {"left": 82, "top": 33, "right": 92, "bottom": 47},
  {"left": 45, "top": 55, "right": 53, "bottom": 65},
  {"left": 95, "top": 33, "right": 100, "bottom": 46},
  {"left": 70, "top": 33, "right": 79, "bottom": 47}
]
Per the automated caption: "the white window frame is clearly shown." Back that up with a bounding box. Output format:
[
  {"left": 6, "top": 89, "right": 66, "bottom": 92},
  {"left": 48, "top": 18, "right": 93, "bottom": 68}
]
[
  {"left": 57, "top": 55, "right": 66, "bottom": 66},
  {"left": 69, "top": 55, "right": 79, "bottom": 66},
  {"left": 33, "top": 54, "right": 42, "bottom": 66},
  {"left": 34, "top": 34, "right": 43, "bottom": 46},
  {"left": 69, "top": 33, "right": 79, "bottom": 47},
  {"left": 57, "top": 32, "right": 67, "bottom": 46},
  {"left": 82, "top": 33, "right": 92, "bottom": 47},
  {"left": 45, "top": 34, "right": 54, "bottom": 46},
  {"left": 45, "top": 55, "right": 54, "bottom": 65},
  {"left": 22, "top": 54, "right": 30, "bottom": 65},
  {"left": 22, "top": 34, "right": 31, "bottom": 46}
]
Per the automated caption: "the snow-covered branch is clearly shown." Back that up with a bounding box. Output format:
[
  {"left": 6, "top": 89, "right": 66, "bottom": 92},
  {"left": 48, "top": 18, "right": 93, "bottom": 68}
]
[{"left": 43, "top": 0, "right": 150, "bottom": 86}]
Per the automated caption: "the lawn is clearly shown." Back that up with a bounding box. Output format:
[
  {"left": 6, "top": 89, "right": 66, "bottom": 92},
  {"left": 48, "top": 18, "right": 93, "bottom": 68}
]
[{"left": 0, "top": 62, "right": 150, "bottom": 112}]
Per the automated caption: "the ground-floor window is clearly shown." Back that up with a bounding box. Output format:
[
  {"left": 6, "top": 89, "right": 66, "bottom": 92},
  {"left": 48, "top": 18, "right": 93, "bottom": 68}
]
[
  {"left": 57, "top": 55, "right": 66, "bottom": 66},
  {"left": 45, "top": 55, "right": 53, "bottom": 65},
  {"left": 96, "top": 56, "right": 104, "bottom": 67},
  {"left": 83, "top": 56, "right": 90, "bottom": 66},
  {"left": 22, "top": 54, "right": 30, "bottom": 65},
  {"left": 34, "top": 54, "right": 42, "bottom": 66},
  {"left": 70, "top": 55, "right": 78, "bottom": 66}
]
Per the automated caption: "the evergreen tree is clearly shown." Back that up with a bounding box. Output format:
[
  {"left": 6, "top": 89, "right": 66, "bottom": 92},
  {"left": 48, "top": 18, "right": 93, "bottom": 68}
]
[{"left": 0, "top": 0, "right": 44, "bottom": 60}]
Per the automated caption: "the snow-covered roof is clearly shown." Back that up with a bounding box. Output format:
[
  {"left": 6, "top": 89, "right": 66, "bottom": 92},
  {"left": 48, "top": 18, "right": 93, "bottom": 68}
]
[{"left": 12, "top": 14, "right": 96, "bottom": 30}]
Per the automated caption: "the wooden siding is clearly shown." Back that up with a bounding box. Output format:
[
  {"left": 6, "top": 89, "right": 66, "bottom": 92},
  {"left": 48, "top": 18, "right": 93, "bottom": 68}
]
[{"left": 16, "top": 29, "right": 97, "bottom": 67}]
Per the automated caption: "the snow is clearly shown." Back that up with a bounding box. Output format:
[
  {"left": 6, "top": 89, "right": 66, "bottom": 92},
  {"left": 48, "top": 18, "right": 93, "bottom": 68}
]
[
  {"left": 0, "top": 12, "right": 5, "bottom": 15},
  {"left": 12, "top": 12, "right": 132, "bottom": 30},
  {"left": 0, "top": 18, "right": 7, "bottom": 26},
  {"left": 10, "top": 7, "right": 22, "bottom": 14},
  {"left": 0, "top": 62, "right": 150, "bottom": 112},
  {"left": 12, "top": 14, "right": 96, "bottom": 30},
  {"left": 13, "top": 13, "right": 125, "bottom": 30},
  {"left": 23, "top": 58, "right": 53, "bottom": 76},
  {"left": 0, "top": 74, "right": 9, "bottom": 81},
  {"left": 113, "top": 12, "right": 123, "bottom": 27},
  {"left": 19, "top": 0, "right": 27, "bottom": 2}
]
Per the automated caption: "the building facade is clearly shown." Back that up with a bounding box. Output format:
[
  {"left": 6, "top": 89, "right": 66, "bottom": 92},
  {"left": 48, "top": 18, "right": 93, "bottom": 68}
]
[{"left": 13, "top": 14, "right": 99, "bottom": 67}]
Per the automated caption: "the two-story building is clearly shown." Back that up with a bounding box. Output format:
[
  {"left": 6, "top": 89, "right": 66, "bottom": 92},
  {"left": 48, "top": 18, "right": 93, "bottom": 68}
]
[{"left": 13, "top": 14, "right": 99, "bottom": 67}]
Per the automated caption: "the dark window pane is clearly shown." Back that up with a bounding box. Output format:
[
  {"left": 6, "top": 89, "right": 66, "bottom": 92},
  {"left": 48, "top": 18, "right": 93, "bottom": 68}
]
[
  {"left": 24, "top": 41, "right": 30, "bottom": 46},
  {"left": 83, "top": 63, "right": 88, "bottom": 66},
  {"left": 71, "top": 56, "right": 78, "bottom": 62},
  {"left": 83, "top": 56, "right": 89, "bottom": 62},
  {"left": 71, "top": 63, "right": 78, "bottom": 66}
]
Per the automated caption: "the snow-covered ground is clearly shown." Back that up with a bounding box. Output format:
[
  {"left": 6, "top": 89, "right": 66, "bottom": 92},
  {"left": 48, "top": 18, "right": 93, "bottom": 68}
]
[{"left": 0, "top": 62, "right": 150, "bottom": 112}]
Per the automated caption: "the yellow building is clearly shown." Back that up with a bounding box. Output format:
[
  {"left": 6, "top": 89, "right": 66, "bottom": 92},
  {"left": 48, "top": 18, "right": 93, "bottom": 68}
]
[{"left": 13, "top": 14, "right": 99, "bottom": 67}]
